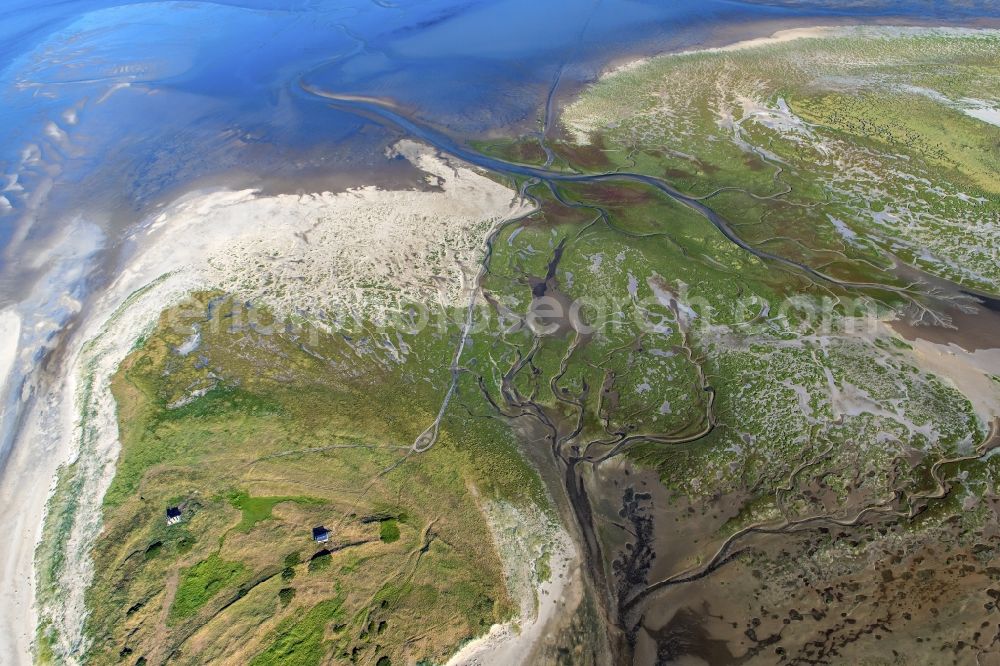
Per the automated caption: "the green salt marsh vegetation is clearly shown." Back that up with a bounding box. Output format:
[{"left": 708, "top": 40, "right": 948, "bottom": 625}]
[
  {"left": 474, "top": 173, "right": 984, "bottom": 511},
  {"left": 561, "top": 28, "right": 1000, "bottom": 293}
]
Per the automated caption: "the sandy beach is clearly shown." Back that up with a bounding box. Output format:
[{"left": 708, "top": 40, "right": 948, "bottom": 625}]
[
  {"left": 0, "top": 309, "right": 21, "bottom": 446},
  {"left": 601, "top": 25, "right": 845, "bottom": 77},
  {"left": 445, "top": 530, "right": 579, "bottom": 666}
]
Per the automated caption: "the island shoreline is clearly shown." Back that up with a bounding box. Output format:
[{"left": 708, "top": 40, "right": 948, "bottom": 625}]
[{"left": 2, "top": 19, "right": 999, "bottom": 666}]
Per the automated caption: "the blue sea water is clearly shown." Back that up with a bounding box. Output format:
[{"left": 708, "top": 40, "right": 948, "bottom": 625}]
[
  {"left": 3, "top": 0, "right": 998, "bottom": 269},
  {"left": 0, "top": 0, "right": 997, "bottom": 470}
]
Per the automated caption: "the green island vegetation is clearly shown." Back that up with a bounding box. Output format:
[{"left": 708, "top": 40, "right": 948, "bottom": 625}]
[
  {"left": 48, "top": 294, "right": 549, "bottom": 665},
  {"left": 34, "top": 28, "right": 1000, "bottom": 666},
  {"left": 379, "top": 520, "right": 401, "bottom": 544}
]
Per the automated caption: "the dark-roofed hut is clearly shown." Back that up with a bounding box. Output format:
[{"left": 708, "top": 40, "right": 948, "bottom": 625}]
[
  {"left": 166, "top": 507, "right": 182, "bottom": 525},
  {"left": 312, "top": 525, "right": 330, "bottom": 543}
]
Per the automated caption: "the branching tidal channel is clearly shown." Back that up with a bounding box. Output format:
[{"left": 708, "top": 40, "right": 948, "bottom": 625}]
[{"left": 296, "top": 83, "right": 999, "bottom": 664}]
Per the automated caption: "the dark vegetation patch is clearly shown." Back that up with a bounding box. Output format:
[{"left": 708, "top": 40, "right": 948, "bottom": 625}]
[
  {"left": 379, "top": 520, "right": 400, "bottom": 544},
  {"left": 551, "top": 134, "right": 613, "bottom": 169},
  {"left": 249, "top": 597, "right": 346, "bottom": 666},
  {"left": 170, "top": 554, "right": 247, "bottom": 621}
]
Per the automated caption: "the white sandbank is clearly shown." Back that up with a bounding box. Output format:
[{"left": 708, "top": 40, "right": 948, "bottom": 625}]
[
  {"left": 602, "top": 25, "right": 1000, "bottom": 78},
  {"left": 963, "top": 106, "right": 1000, "bottom": 128},
  {"left": 0, "top": 141, "right": 530, "bottom": 665},
  {"left": 602, "top": 26, "right": 848, "bottom": 78},
  {"left": 0, "top": 310, "right": 20, "bottom": 409},
  {"left": 445, "top": 527, "right": 578, "bottom": 666}
]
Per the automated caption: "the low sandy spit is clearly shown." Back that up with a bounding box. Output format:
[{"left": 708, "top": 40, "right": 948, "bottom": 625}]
[
  {"left": 0, "top": 310, "right": 19, "bottom": 394},
  {"left": 602, "top": 25, "right": 1000, "bottom": 78},
  {"left": 445, "top": 517, "right": 578, "bottom": 666}
]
